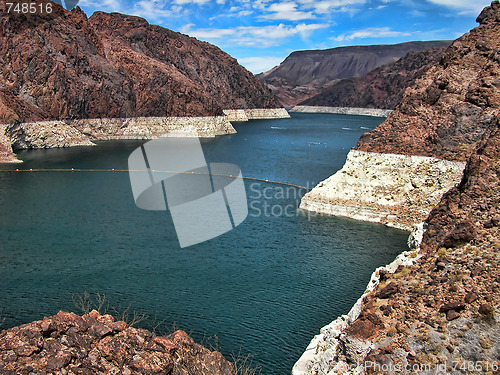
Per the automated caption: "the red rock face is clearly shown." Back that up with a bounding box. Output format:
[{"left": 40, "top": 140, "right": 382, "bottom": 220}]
[
  {"left": 356, "top": 2, "right": 500, "bottom": 161},
  {"left": 0, "top": 1, "right": 281, "bottom": 125},
  {"left": 299, "top": 46, "right": 449, "bottom": 110},
  {"left": 336, "top": 114, "right": 500, "bottom": 374},
  {"left": 0, "top": 310, "right": 235, "bottom": 374}
]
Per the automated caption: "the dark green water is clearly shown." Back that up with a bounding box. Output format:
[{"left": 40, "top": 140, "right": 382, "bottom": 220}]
[{"left": 0, "top": 113, "right": 408, "bottom": 374}]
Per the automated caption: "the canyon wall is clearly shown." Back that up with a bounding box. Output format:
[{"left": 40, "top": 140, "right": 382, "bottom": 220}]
[
  {"left": 258, "top": 41, "right": 450, "bottom": 108},
  {"left": 298, "top": 46, "right": 449, "bottom": 110},
  {"left": 0, "top": 1, "right": 289, "bottom": 162},
  {"left": 295, "top": 1, "right": 500, "bottom": 373},
  {"left": 0, "top": 1, "right": 283, "bottom": 124}
]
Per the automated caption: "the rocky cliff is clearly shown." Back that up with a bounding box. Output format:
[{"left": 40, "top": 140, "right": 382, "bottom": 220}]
[
  {"left": 258, "top": 41, "right": 450, "bottom": 108},
  {"left": 0, "top": 1, "right": 287, "bottom": 163},
  {"left": 0, "top": 2, "right": 280, "bottom": 123},
  {"left": 298, "top": 46, "right": 449, "bottom": 110},
  {"left": 294, "top": 2, "right": 500, "bottom": 374},
  {"left": 0, "top": 310, "right": 235, "bottom": 374},
  {"left": 356, "top": 7, "right": 500, "bottom": 162}
]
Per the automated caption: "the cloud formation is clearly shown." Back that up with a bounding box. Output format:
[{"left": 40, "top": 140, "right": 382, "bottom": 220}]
[
  {"left": 183, "top": 23, "right": 329, "bottom": 47},
  {"left": 77, "top": 0, "right": 491, "bottom": 78},
  {"left": 332, "top": 27, "right": 411, "bottom": 41}
]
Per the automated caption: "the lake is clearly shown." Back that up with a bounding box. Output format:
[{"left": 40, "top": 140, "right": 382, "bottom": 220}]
[{"left": 0, "top": 113, "right": 408, "bottom": 374}]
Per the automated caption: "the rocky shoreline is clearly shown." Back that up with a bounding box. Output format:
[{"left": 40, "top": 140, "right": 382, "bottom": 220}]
[
  {"left": 292, "top": 2, "right": 500, "bottom": 373},
  {"left": 290, "top": 106, "right": 392, "bottom": 118},
  {"left": 293, "top": 223, "right": 427, "bottom": 374},
  {"left": 0, "top": 108, "right": 289, "bottom": 163}
]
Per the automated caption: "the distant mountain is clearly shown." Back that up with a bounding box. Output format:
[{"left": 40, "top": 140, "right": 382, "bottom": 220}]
[
  {"left": 258, "top": 41, "right": 451, "bottom": 108},
  {"left": 298, "top": 45, "right": 449, "bottom": 109},
  {"left": 0, "top": 1, "right": 281, "bottom": 125}
]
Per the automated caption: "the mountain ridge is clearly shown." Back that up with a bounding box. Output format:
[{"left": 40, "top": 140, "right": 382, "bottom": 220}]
[
  {"left": 0, "top": 2, "right": 281, "bottom": 124},
  {"left": 298, "top": 45, "right": 449, "bottom": 110},
  {"left": 258, "top": 40, "right": 451, "bottom": 107}
]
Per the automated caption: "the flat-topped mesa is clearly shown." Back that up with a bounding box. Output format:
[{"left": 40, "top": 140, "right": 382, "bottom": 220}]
[
  {"left": 0, "top": 310, "right": 235, "bottom": 374},
  {"left": 258, "top": 41, "right": 451, "bottom": 108},
  {"left": 295, "top": 45, "right": 450, "bottom": 111}
]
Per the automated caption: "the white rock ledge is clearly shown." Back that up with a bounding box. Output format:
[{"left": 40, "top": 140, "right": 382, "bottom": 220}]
[
  {"left": 1, "top": 109, "right": 289, "bottom": 162},
  {"left": 300, "top": 150, "right": 466, "bottom": 231},
  {"left": 223, "top": 108, "right": 290, "bottom": 121},
  {"left": 290, "top": 106, "right": 392, "bottom": 118}
]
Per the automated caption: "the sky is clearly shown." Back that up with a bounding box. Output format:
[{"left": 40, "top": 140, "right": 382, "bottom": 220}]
[{"left": 76, "top": 0, "right": 493, "bottom": 73}]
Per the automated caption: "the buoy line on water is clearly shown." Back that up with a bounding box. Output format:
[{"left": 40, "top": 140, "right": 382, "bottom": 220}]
[{"left": 1, "top": 168, "right": 311, "bottom": 191}]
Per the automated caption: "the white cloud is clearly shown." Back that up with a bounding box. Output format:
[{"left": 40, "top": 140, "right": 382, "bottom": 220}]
[
  {"left": 131, "top": 0, "right": 175, "bottom": 20},
  {"left": 259, "top": 2, "right": 316, "bottom": 20},
  {"left": 296, "top": 0, "right": 365, "bottom": 14},
  {"left": 332, "top": 27, "right": 411, "bottom": 41},
  {"left": 174, "top": 0, "right": 211, "bottom": 4},
  {"left": 183, "top": 23, "right": 329, "bottom": 48},
  {"left": 238, "top": 10, "right": 254, "bottom": 16},
  {"left": 78, "top": 0, "right": 121, "bottom": 12},
  {"left": 426, "top": 0, "right": 491, "bottom": 15},
  {"left": 237, "top": 56, "right": 287, "bottom": 73}
]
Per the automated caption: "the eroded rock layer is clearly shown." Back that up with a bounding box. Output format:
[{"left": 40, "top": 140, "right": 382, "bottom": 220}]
[{"left": 300, "top": 150, "right": 465, "bottom": 231}]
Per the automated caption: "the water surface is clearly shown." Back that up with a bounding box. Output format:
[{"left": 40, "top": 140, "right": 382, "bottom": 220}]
[{"left": 0, "top": 113, "right": 408, "bottom": 374}]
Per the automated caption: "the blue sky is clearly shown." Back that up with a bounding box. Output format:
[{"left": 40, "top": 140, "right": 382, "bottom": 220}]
[{"left": 77, "top": 0, "right": 492, "bottom": 73}]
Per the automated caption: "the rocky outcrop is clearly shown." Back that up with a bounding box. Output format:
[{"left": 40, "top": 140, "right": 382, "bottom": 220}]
[
  {"left": 298, "top": 46, "right": 449, "bottom": 110},
  {"left": 5, "top": 116, "right": 236, "bottom": 150},
  {"left": 0, "top": 310, "right": 235, "bottom": 374},
  {"left": 294, "top": 2, "right": 500, "bottom": 374},
  {"left": 0, "top": 127, "right": 18, "bottom": 163},
  {"left": 290, "top": 106, "right": 392, "bottom": 117},
  {"left": 300, "top": 150, "right": 465, "bottom": 231},
  {"left": 258, "top": 41, "right": 450, "bottom": 108},
  {"left": 223, "top": 108, "right": 290, "bottom": 121},
  {"left": 355, "top": 4, "right": 500, "bottom": 162}
]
